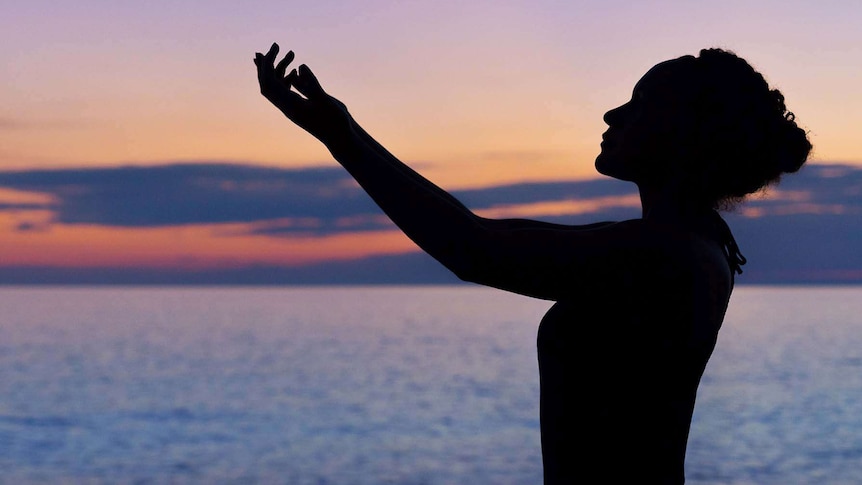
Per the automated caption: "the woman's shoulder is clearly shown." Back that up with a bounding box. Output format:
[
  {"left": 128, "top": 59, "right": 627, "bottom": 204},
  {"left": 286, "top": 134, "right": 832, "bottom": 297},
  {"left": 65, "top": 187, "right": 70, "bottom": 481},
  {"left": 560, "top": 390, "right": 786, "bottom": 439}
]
[
  {"left": 644, "top": 217, "right": 735, "bottom": 319},
  {"left": 619, "top": 216, "right": 734, "bottom": 289}
]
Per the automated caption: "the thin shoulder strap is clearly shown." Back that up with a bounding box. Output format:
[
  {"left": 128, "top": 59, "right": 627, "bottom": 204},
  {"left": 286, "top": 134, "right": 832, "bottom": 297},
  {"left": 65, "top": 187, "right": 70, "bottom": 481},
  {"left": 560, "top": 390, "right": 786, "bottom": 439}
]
[{"left": 709, "top": 210, "right": 747, "bottom": 277}]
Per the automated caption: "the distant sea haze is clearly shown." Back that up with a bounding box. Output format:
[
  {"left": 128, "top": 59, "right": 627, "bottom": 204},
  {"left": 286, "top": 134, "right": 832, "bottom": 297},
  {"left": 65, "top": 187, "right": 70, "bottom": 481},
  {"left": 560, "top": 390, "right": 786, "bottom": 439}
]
[{"left": 0, "top": 163, "right": 860, "bottom": 285}]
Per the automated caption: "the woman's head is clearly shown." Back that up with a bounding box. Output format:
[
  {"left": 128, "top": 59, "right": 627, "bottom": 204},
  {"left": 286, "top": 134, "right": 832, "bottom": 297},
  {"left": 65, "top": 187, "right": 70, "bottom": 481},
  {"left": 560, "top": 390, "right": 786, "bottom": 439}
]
[{"left": 596, "top": 48, "right": 812, "bottom": 209}]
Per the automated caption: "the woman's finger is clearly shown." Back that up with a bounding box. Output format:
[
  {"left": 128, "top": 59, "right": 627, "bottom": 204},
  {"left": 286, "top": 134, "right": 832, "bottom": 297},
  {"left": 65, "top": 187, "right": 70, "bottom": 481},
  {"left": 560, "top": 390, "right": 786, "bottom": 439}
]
[
  {"left": 294, "top": 64, "right": 325, "bottom": 98},
  {"left": 264, "top": 43, "right": 279, "bottom": 64},
  {"left": 275, "top": 51, "right": 295, "bottom": 78},
  {"left": 255, "top": 52, "right": 277, "bottom": 90},
  {"left": 285, "top": 68, "right": 299, "bottom": 86}
]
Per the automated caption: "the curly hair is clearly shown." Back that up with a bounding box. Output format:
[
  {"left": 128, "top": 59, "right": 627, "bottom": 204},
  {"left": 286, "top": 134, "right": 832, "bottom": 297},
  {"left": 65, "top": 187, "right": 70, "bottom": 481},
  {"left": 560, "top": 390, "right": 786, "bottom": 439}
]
[{"left": 679, "top": 48, "right": 812, "bottom": 209}]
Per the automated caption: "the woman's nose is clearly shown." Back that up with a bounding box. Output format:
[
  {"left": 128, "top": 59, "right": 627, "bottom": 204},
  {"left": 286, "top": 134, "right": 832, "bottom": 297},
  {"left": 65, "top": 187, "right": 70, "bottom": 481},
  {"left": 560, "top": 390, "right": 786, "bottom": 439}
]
[{"left": 603, "top": 104, "right": 627, "bottom": 126}]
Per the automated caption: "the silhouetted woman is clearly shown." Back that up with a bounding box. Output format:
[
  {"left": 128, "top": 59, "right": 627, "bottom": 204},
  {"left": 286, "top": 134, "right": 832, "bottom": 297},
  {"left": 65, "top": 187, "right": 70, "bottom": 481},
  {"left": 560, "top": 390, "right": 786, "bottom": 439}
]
[{"left": 254, "top": 44, "right": 811, "bottom": 484}]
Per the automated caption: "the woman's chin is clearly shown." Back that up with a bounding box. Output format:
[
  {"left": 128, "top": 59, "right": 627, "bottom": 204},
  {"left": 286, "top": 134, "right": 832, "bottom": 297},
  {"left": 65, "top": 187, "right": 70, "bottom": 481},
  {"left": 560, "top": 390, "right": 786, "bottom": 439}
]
[
  {"left": 595, "top": 155, "right": 634, "bottom": 181},
  {"left": 594, "top": 160, "right": 608, "bottom": 176},
  {"left": 595, "top": 154, "right": 617, "bottom": 177}
]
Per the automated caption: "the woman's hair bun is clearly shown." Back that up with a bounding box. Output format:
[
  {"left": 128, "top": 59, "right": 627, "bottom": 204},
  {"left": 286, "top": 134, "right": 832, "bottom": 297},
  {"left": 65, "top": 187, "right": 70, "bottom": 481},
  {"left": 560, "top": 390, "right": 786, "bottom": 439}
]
[
  {"left": 685, "top": 48, "right": 813, "bottom": 208},
  {"left": 776, "top": 111, "right": 811, "bottom": 175}
]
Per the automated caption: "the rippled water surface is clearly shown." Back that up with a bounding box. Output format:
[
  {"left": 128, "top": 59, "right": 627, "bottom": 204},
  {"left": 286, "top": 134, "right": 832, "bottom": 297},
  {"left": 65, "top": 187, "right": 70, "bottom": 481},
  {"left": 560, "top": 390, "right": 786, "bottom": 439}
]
[{"left": 1, "top": 286, "right": 861, "bottom": 484}]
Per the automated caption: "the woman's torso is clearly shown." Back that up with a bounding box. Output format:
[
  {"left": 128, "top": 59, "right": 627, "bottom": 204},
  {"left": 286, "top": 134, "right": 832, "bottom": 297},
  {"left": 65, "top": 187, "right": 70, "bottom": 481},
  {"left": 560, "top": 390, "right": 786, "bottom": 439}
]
[{"left": 537, "top": 217, "right": 734, "bottom": 484}]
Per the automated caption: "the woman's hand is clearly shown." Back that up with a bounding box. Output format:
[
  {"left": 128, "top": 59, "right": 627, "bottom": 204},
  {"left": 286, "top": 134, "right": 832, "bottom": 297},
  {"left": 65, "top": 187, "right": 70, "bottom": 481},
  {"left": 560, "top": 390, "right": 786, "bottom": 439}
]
[{"left": 254, "top": 43, "right": 352, "bottom": 144}]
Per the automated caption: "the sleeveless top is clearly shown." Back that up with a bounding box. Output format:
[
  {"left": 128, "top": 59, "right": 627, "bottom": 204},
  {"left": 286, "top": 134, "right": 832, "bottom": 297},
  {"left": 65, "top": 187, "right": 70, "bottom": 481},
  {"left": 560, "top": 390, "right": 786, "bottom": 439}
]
[{"left": 536, "top": 212, "right": 744, "bottom": 484}]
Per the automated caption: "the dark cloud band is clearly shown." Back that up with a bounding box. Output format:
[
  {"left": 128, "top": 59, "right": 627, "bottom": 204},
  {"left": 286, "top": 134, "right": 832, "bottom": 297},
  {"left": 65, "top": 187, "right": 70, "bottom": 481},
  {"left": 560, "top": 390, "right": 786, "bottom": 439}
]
[{"left": 0, "top": 162, "right": 859, "bottom": 237}]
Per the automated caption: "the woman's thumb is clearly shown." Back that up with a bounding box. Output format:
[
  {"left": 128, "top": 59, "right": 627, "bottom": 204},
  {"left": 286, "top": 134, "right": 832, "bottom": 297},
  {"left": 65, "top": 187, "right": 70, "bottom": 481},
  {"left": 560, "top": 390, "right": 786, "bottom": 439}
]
[{"left": 295, "top": 64, "right": 326, "bottom": 98}]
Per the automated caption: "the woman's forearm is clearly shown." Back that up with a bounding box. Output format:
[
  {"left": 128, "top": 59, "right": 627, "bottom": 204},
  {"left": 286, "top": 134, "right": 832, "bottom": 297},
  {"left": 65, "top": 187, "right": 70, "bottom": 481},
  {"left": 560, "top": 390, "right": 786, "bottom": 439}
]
[
  {"left": 349, "top": 121, "right": 474, "bottom": 213},
  {"left": 323, "top": 120, "right": 484, "bottom": 277}
]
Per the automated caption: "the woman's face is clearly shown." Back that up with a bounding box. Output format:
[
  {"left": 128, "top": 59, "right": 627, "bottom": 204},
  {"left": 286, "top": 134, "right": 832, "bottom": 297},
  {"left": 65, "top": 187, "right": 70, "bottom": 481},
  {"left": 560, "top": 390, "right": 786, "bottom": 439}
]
[{"left": 595, "top": 57, "right": 697, "bottom": 184}]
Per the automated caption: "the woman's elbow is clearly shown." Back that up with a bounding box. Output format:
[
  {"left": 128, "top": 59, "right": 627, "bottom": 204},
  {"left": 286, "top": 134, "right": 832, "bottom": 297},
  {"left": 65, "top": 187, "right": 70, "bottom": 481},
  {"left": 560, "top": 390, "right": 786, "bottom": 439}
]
[
  {"left": 441, "top": 251, "right": 490, "bottom": 285},
  {"left": 451, "top": 263, "right": 480, "bottom": 284},
  {"left": 426, "top": 222, "right": 494, "bottom": 283}
]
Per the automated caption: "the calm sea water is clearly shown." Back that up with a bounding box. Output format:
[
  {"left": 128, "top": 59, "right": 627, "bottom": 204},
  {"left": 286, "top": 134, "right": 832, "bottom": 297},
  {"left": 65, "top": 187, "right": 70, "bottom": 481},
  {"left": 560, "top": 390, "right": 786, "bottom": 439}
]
[{"left": 1, "top": 286, "right": 861, "bottom": 484}]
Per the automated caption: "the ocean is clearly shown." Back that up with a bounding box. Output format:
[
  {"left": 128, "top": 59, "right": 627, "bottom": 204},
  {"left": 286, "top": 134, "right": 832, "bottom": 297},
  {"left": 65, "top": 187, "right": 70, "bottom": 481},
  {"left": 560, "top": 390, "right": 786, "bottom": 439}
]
[{"left": 1, "top": 286, "right": 861, "bottom": 484}]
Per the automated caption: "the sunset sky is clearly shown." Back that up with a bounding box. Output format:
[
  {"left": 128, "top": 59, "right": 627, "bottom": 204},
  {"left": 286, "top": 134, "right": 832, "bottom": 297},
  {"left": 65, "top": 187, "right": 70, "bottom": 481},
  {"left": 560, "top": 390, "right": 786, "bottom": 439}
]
[{"left": 2, "top": 0, "right": 861, "bottom": 281}]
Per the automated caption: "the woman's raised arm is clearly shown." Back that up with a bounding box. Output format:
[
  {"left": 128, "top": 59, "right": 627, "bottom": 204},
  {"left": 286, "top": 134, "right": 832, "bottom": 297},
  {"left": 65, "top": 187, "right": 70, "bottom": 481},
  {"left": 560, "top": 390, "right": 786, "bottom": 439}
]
[{"left": 254, "top": 43, "right": 657, "bottom": 300}]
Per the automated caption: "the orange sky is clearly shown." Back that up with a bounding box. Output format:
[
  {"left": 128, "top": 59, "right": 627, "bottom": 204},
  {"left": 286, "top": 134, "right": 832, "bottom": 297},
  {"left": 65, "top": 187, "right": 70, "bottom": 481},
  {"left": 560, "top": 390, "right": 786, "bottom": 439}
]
[{"left": 2, "top": 0, "right": 861, "bottom": 273}]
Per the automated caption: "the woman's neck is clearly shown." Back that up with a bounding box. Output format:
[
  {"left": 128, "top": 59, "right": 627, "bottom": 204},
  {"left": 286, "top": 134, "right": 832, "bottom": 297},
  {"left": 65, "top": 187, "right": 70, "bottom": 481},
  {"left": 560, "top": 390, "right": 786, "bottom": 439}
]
[{"left": 637, "top": 182, "right": 709, "bottom": 224}]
